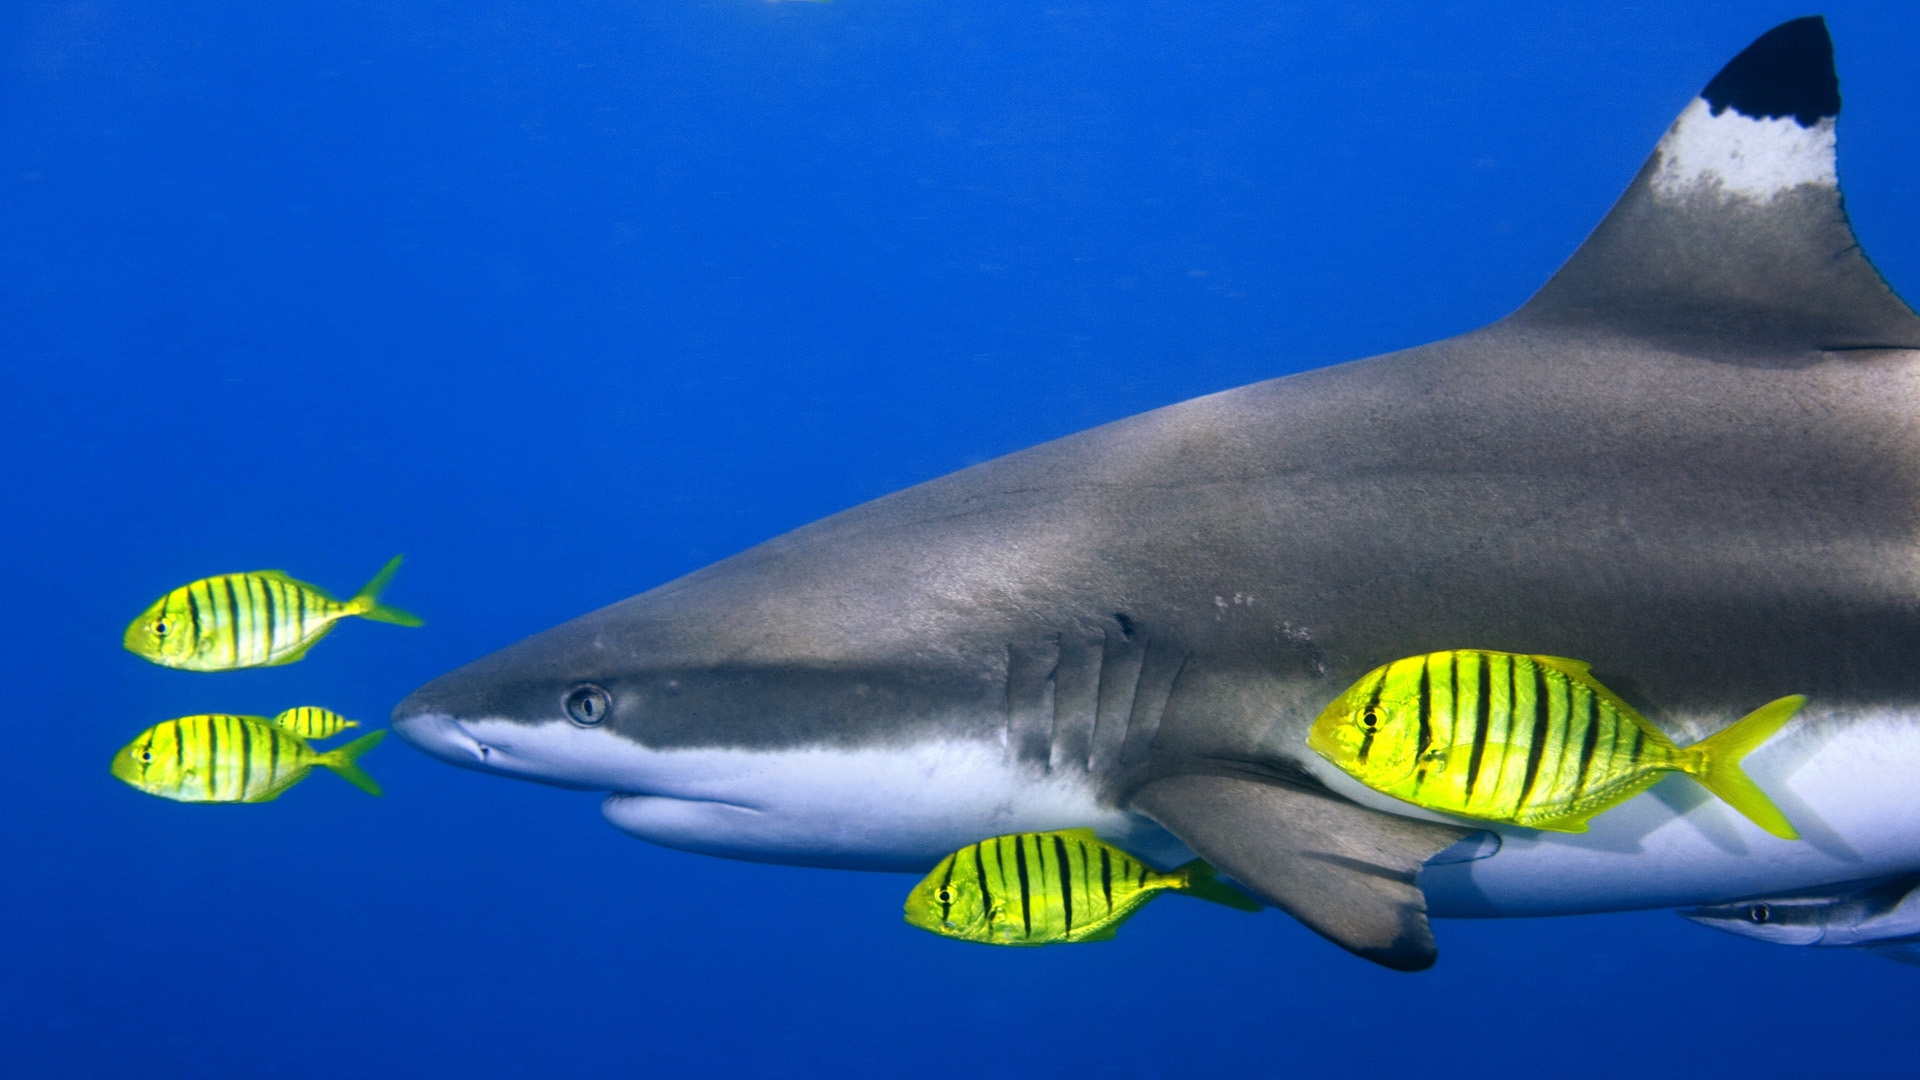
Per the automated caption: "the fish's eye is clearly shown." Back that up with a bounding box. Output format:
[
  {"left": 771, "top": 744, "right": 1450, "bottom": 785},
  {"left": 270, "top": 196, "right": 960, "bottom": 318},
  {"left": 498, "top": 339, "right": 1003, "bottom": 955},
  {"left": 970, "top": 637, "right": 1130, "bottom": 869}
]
[
  {"left": 151, "top": 619, "right": 170, "bottom": 637},
  {"left": 1747, "top": 904, "right": 1770, "bottom": 924},
  {"left": 935, "top": 887, "right": 954, "bottom": 904},
  {"left": 564, "top": 684, "right": 613, "bottom": 727},
  {"left": 1361, "top": 708, "right": 1381, "bottom": 731},
  {"left": 140, "top": 751, "right": 152, "bottom": 762}
]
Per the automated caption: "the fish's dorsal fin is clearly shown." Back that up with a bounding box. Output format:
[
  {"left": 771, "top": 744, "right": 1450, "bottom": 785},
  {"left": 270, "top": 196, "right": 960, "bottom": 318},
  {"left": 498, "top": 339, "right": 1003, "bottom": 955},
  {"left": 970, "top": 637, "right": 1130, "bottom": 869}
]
[
  {"left": 254, "top": 569, "right": 335, "bottom": 601},
  {"left": 1055, "top": 827, "right": 1104, "bottom": 843},
  {"left": 1529, "top": 656, "right": 1674, "bottom": 749},
  {"left": 1509, "top": 17, "right": 1920, "bottom": 353}
]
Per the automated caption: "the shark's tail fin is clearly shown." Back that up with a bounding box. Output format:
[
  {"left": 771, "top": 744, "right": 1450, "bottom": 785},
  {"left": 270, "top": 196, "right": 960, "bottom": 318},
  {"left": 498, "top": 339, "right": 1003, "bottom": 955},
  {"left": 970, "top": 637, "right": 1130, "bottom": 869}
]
[{"left": 1511, "top": 17, "right": 1920, "bottom": 353}]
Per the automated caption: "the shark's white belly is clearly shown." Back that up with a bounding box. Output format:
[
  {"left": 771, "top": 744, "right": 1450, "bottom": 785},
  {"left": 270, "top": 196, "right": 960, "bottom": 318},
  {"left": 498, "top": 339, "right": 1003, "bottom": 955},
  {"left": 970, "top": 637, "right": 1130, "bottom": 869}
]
[
  {"left": 451, "top": 709, "right": 1920, "bottom": 914},
  {"left": 450, "top": 717, "right": 1177, "bottom": 871},
  {"left": 1415, "top": 710, "right": 1920, "bottom": 916}
]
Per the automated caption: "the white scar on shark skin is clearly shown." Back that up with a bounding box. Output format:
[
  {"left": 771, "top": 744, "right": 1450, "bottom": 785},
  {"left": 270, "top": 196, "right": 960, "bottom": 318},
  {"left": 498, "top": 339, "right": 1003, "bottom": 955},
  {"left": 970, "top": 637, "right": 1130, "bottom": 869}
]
[{"left": 1651, "top": 97, "right": 1837, "bottom": 203}]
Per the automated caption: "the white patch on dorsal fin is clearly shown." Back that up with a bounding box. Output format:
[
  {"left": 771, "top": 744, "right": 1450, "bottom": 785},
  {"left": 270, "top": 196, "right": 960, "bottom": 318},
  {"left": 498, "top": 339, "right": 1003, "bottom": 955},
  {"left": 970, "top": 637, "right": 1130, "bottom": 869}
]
[
  {"left": 1650, "top": 97, "right": 1836, "bottom": 203},
  {"left": 1509, "top": 17, "right": 1920, "bottom": 353}
]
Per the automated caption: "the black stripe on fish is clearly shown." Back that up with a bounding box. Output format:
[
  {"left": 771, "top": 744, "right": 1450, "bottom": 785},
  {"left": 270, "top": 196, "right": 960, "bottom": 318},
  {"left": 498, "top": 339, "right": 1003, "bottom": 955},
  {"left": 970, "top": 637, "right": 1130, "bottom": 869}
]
[
  {"left": 261, "top": 578, "right": 277, "bottom": 659},
  {"left": 1573, "top": 685, "right": 1602, "bottom": 802},
  {"left": 1415, "top": 660, "right": 1432, "bottom": 761},
  {"left": 220, "top": 577, "right": 241, "bottom": 662},
  {"left": 1015, "top": 835, "right": 1032, "bottom": 938},
  {"left": 1518, "top": 663, "right": 1550, "bottom": 810},
  {"left": 1100, "top": 846, "right": 1112, "bottom": 911},
  {"left": 186, "top": 587, "right": 204, "bottom": 643},
  {"left": 1356, "top": 675, "right": 1385, "bottom": 766},
  {"left": 205, "top": 716, "right": 220, "bottom": 800},
  {"left": 1466, "top": 652, "right": 1491, "bottom": 801},
  {"left": 973, "top": 843, "right": 993, "bottom": 919},
  {"left": 1054, "top": 834, "right": 1073, "bottom": 935}
]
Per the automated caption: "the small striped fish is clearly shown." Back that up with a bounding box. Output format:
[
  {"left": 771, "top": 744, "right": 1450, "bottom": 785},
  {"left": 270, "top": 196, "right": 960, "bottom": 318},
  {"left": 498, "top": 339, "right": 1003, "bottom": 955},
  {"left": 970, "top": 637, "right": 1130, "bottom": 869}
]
[
  {"left": 904, "top": 829, "right": 1260, "bottom": 946},
  {"left": 271, "top": 706, "right": 360, "bottom": 740},
  {"left": 1307, "top": 650, "right": 1803, "bottom": 839},
  {"left": 124, "top": 555, "right": 423, "bottom": 671},
  {"left": 110, "top": 715, "right": 385, "bottom": 803}
]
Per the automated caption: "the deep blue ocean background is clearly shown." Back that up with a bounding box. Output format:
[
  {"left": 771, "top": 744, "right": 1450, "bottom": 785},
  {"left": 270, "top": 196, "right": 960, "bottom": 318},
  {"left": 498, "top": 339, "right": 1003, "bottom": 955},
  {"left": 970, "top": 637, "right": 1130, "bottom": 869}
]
[{"left": 6, "top": 2, "right": 1920, "bottom": 1076}]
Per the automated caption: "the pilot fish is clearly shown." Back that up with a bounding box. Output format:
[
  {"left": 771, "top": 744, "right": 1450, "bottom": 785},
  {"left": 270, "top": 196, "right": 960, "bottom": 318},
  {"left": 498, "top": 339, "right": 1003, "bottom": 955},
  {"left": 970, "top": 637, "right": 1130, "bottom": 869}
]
[
  {"left": 111, "top": 714, "right": 386, "bottom": 802},
  {"left": 904, "top": 829, "right": 1260, "bottom": 946},
  {"left": 271, "top": 706, "right": 360, "bottom": 740},
  {"left": 124, "top": 555, "right": 423, "bottom": 671},
  {"left": 1307, "top": 650, "right": 1803, "bottom": 839}
]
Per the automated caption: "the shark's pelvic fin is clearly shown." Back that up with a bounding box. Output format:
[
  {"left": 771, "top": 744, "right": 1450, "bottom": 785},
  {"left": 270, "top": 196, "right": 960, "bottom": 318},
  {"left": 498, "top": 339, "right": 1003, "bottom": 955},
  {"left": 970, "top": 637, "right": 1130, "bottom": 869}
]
[
  {"left": 1130, "top": 774, "right": 1473, "bottom": 972},
  {"left": 1512, "top": 16, "right": 1920, "bottom": 352}
]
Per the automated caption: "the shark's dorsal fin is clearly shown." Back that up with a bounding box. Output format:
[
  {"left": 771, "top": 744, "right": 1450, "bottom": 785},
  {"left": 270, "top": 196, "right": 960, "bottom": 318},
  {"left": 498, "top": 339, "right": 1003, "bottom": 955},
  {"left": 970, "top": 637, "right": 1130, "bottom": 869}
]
[
  {"left": 1130, "top": 773, "right": 1472, "bottom": 972},
  {"left": 1511, "top": 17, "right": 1920, "bottom": 352}
]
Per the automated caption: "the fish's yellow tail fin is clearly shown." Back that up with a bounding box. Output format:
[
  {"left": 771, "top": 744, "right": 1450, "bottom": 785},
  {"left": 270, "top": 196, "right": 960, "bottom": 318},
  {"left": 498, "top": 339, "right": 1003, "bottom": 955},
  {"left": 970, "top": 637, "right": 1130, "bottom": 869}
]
[
  {"left": 349, "top": 555, "right": 424, "bottom": 627},
  {"left": 321, "top": 730, "right": 387, "bottom": 796},
  {"left": 1172, "top": 860, "right": 1265, "bottom": 912},
  {"left": 1688, "top": 695, "right": 1805, "bottom": 840}
]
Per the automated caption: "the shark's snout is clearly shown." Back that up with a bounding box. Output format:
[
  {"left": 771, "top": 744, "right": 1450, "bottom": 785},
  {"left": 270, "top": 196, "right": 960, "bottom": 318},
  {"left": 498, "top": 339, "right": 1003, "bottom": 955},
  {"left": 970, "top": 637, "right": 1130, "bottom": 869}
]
[{"left": 390, "top": 703, "right": 488, "bottom": 769}]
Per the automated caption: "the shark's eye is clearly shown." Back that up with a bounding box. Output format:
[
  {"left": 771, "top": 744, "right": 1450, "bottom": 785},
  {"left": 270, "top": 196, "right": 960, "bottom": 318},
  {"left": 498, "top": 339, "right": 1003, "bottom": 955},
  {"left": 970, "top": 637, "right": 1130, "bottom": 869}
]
[
  {"left": 564, "top": 684, "right": 612, "bottom": 727},
  {"left": 1747, "top": 904, "right": 1771, "bottom": 924}
]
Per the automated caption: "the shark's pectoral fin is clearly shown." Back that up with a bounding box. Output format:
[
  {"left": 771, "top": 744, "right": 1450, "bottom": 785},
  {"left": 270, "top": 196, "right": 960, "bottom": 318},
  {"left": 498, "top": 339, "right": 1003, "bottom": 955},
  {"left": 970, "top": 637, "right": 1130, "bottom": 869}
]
[{"left": 1130, "top": 773, "right": 1473, "bottom": 971}]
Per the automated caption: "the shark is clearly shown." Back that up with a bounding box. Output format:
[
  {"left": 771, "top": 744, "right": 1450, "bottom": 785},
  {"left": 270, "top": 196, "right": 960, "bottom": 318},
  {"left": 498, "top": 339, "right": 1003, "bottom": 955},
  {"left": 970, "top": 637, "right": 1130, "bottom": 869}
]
[
  {"left": 393, "top": 17, "right": 1920, "bottom": 971},
  {"left": 1681, "top": 873, "right": 1920, "bottom": 966}
]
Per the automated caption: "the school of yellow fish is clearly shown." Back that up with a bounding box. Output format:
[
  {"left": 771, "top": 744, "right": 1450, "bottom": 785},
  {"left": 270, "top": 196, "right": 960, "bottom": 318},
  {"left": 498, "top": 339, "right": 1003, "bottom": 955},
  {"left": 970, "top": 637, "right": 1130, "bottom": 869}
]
[
  {"left": 115, "top": 557, "right": 422, "bottom": 805},
  {"left": 116, "top": 560, "right": 1806, "bottom": 947}
]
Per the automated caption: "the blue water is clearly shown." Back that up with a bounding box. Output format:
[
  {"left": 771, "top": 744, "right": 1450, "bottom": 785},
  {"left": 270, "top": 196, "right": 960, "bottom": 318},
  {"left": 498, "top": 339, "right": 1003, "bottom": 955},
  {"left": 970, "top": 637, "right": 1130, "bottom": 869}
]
[{"left": 5, "top": 2, "right": 1919, "bottom": 1076}]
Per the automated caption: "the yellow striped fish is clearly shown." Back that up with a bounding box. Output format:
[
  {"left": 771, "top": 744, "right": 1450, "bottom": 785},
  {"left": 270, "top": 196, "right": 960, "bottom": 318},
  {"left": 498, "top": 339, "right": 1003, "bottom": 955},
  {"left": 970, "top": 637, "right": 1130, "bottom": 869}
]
[
  {"left": 110, "top": 715, "right": 385, "bottom": 803},
  {"left": 1307, "top": 650, "right": 1803, "bottom": 839},
  {"left": 271, "top": 706, "right": 359, "bottom": 740},
  {"left": 903, "top": 829, "right": 1260, "bottom": 946},
  {"left": 124, "top": 555, "right": 423, "bottom": 671}
]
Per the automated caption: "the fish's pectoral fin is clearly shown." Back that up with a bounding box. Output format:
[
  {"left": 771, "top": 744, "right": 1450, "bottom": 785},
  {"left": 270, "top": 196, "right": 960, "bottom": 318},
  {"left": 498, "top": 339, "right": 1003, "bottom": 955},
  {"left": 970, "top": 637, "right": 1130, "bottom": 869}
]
[
  {"left": 1131, "top": 773, "right": 1472, "bottom": 972},
  {"left": 264, "top": 630, "right": 328, "bottom": 666},
  {"left": 1863, "top": 943, "right": 1920, "bottom": 967}
]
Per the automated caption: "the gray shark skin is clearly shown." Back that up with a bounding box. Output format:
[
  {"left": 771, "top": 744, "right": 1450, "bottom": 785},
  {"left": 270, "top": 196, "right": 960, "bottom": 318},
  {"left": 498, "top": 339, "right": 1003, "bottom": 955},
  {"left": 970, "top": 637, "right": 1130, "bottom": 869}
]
[
  {"left": 1681, "top": 874, "right": 1920, "bottom": 966},
  {"left": 395, "top": 18, "right": 1920, "bottom": 971}
]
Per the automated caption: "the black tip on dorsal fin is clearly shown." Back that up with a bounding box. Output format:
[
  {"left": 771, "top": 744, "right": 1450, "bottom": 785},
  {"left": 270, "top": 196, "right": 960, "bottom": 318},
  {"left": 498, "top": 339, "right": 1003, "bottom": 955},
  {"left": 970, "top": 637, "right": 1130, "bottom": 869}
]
[
  {"left": 1701, "top": 16, "right": 1838, "bottom": 127},
  {"left": 1509, "top": 16, "right": 1920, "bottom": 354}
]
